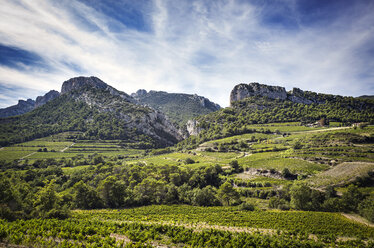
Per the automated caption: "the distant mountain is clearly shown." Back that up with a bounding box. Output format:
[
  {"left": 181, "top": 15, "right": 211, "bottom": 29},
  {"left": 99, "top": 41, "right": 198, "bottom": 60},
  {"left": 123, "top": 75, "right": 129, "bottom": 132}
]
[
  {"left": 358, "top": 95, "right": 374, "bottom": 100},
  {"left": 0, "top": 90, "right": 59, "bottom": 118},
  {"left": 0, "top": 76, "right": 183, "bottom": 147},
  {"left": 183, "top": 82, "right": 374, "bottom": 143},
  {"left": 131, "top": 89, "right": 221, "bottom": 126}
]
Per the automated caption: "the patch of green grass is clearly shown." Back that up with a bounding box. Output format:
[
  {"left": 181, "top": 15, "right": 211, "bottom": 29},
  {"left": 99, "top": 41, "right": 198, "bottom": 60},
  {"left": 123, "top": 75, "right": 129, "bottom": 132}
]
[{"left": 237, "top": 152, "right": 328, "bottom": 174}]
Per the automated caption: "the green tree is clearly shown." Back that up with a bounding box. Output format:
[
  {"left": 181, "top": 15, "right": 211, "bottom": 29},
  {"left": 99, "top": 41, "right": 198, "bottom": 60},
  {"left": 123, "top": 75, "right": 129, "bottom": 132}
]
[
  {"left": 341, "top": 184, "right": 364, "bottom": 212},
  {"left": 192, "top": 186, "right": 220, "bottom": 206},
  {"left": 73, "top": 181, "right": 103, "bottom": 209},
  {"left": 33, "top": 180, "right": 69, "bottom": 219},
  {"left": 358, "top": 195, "right": 374, "bottom": 222},
  {"left": 290, "top": 183, "right": 312, "bottom": 210},
  {"left": 98, "top": 176, "right": 126, "bottom": 208},
  {"left": 218, "top": 181, "right": 240, "bottom": 206}
]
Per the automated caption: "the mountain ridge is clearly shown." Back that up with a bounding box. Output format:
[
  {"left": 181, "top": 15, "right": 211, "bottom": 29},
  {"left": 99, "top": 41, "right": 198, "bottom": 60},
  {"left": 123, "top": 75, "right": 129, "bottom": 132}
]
[
  {"left": 0, "top": 76, "right": 183, "bottom": 147},
  {"left": 0, "top": 90, "right": 59, "bottom": 118},
  {"left": 131, "top": 89, "right": 221, "bottom": 127}
]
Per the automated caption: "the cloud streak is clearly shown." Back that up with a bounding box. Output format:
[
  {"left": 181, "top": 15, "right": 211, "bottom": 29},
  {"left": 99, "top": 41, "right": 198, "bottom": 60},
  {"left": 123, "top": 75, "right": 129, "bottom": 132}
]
[{"left": 0, "top": 0, "right": 373, "bottom": 108}]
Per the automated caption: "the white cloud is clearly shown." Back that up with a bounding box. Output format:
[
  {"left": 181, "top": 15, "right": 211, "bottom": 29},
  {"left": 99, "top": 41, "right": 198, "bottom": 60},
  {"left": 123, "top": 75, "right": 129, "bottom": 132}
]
[{"left": 0, "top": 0, "right": 373, "bottom": 108}]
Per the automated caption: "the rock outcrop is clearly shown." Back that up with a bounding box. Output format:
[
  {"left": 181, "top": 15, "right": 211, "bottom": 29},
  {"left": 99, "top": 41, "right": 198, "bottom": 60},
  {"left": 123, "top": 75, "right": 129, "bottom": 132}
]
[
  {"left": 230, "top": 82, "right": 324, "bottom": 105},
  {"left": 0, "top": 90, "right": 60, "bottom": 118},
  {"left": 61, "top": 76, "right": 134, "bottom": 103},
  {"left": 35, "top": 90, "right": 60, "bottom": 107},
  {"left": 230, "top": 83, "right": 287, "bottom": 104},
  {"left": 186, "top": 120, "right": 201, "bottom": 136}
]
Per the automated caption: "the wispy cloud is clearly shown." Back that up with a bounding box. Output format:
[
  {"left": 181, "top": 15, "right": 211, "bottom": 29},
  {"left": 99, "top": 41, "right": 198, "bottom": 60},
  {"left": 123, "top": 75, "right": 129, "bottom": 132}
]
[{"left": 0, "top": 0, "right": 373, "bottom": 108}]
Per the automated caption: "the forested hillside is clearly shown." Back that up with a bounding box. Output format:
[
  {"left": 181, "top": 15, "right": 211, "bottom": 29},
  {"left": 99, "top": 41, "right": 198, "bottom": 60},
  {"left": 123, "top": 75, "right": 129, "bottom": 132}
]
[
  {"left": 0, "top": 77, "right": 182, "bottom": 148},
  {"left": 179, "top": 95, "right": 374, "bottom": 148},
  {"left": 132, "top": 90, "right": 220, "bottom": 127}
]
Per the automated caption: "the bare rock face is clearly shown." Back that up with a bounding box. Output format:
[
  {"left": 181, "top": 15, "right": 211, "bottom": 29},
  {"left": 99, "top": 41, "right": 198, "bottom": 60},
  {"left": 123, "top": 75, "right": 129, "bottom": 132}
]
[
  {"left": 61, "top": 76, "right": 108, "bottom": 94},
  {"left": 287, "top": 87, "right": 314, "bottom": 104},
  {"left": 61, "top": 76, "right": 134, "bottom": 103},
  {"left": 230, "top": 83, "right": 287, "bottom": 104},
  {"left": 230, "top": 83, "right": 324, "bottom": 105},
  {"left": 35, "top": 90, "right": 60, "bottom": 107},
  {"left": 186, "top": 120, "right": 201, "bottom": 136}
]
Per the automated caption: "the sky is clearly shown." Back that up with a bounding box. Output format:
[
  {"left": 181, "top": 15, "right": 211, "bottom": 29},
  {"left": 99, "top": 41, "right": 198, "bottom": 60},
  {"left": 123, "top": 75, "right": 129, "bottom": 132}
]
[{"left": 0, "top": 0, "right": 374, "bottom": 108}]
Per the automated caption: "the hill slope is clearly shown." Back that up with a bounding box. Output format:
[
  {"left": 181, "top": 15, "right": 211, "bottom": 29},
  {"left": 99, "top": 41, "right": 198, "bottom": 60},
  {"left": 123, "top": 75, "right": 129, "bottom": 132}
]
[
  {"left": 0, "top": 77, "right": 183, "bottom": 147},
  {"left": 182, "top": 83, "right": 374, "bottom": 146},
  {"left": 131, "top": 89, "right": 220, "bottom": 126}
]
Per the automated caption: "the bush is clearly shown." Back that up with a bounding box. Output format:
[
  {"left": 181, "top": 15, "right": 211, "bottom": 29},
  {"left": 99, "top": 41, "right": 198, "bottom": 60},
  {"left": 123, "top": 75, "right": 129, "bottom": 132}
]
[
  {"left": 184, "top": 158, "right": 195, "bottom": 164},
  {"left": 358, "top": 195, "right": 374, "bottom": 222},
  {"left": 239, "top": 202, "right": 255, "bottom": 211}
]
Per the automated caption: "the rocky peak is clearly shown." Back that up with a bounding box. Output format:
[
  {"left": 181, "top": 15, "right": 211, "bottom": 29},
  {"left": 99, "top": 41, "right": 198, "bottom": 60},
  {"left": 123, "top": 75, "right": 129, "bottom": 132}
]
[
  {"left": 61, "top": 76, "right": 109, "bottom": 94},
  {"left": 230, "top": 83, "right": 287, "bottom": 104},
  {"left": 131, "top": 89, "right": 147, "bottom": 98},
  {"left": 62, "top": 76, "right": 134, "bottom": 103},
  {"left": 35, "top": 90, "right": 60, "bottom": 107},
  {"left": 230, "top": 83, "right": 326, "bottom": 105}
]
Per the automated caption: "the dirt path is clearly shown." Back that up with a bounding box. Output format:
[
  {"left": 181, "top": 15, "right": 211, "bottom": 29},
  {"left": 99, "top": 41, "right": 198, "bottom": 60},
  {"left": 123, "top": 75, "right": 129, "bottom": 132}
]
[
  {"left": 342, "top": 213, "right": 374, "bottom": 227},
  {"left": 19, "top": 151, "right": 37, "bottom": 160},
  {"left": 292, "top": 126, "right": 350, "bottom": 134},
  {"left": 61, "top": 142, "right": 75, "bottom": 152},
  {"left": 102, "top": 219, "right": 277, "bottom": 235},
  {"left": 0, "top": 147, "right": 4, "bottom": 150}
]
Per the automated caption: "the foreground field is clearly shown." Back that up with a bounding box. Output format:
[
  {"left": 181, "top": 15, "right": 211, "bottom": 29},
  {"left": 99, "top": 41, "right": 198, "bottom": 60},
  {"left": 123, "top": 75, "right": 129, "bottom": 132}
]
[
  {"left": 1, "top": 205, "right": 373, "bottom": 247},
  {"left": 1, "top": 124, "right": 373, "bottom": 247}
]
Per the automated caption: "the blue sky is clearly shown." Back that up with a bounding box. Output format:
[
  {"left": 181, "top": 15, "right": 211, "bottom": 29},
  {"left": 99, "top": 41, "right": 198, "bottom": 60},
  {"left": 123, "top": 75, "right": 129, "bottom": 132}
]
[{"left": 0, "top": 0, "right": 374, "bottom": 108}]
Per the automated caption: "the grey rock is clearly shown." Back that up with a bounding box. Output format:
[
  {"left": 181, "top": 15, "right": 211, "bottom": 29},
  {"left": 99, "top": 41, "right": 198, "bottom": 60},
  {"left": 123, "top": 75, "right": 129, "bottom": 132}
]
[
  {"left": 230, "top": 83, "right": 325, "bottom": 105},
  {"left": 230, "top": 83, "right": 287, "bottom": 104},
  {"left": 35, "top": 90, "right": 60, "bottom": 107},
  {"left": 186, "top": 120, "right": 201, "bottom": 136},
  {"left": 61, "top": 76, "right": 134, "bottom": 103}
]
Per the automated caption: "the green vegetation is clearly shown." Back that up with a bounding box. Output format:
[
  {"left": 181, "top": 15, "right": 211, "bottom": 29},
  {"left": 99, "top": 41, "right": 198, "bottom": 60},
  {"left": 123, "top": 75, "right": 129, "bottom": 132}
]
[
  {"left": 133, "top": 90, "right": 220, "bottom": 127},
  {"left": 0, "top": 88, "right": 175, "bottom": 148},
  {"left": 1, "top": 86, "right": 374, "bottom": 247},
  {"left": 178, "top": 95, "right": 374, "bottom": 148}
]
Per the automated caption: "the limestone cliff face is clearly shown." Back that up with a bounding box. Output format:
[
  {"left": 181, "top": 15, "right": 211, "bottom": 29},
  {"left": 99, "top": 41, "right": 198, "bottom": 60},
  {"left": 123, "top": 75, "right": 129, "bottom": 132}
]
[
  {"left": 35, "top": 90, "right": 60, "bottom": 107},
  {"left": 186, "top": 120, "right": 201, "bottom": 136},
  {"left": 61, "top": 76, "right": 134, "bottom": 103},
  {"left": 230, "top": 83, "right": 324, "bottom": 105},
  {"left": 230, "top": 83, "right": 287, "bottom": 104}
]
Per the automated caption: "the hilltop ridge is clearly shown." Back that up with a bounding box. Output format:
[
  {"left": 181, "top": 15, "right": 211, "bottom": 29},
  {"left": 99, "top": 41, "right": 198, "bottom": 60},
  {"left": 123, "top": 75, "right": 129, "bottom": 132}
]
[{"left": 230, "top": 82, "right": 327, "bottom": 105}]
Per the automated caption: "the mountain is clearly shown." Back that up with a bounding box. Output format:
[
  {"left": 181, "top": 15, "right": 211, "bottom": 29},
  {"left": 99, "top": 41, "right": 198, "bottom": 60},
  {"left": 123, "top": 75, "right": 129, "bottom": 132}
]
[
  {"left": 358, "top": 95, "right": 374, "bottom": 100},
  {"left": 182, "top": 82, "right": 374, "bottom": 146},
  {"left": 0, "top": 90, "right": 59, "bottom": 118},
  {"left": 131, "top": 89, "right": 221, "bottom": 127},
  {"left": 0, "top": 76, "right": 183, "bottom": 147}
]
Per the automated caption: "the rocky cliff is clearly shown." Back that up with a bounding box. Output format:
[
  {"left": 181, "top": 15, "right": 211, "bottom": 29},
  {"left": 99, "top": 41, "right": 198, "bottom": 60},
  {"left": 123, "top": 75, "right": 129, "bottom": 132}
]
[
  {"left": 35, "top": 90, "right": 60, "bottom": 107},
  {"left": 230, "top": 82, "right": 324, "bottom": 105},
  {"left": 61, "top": 76, "right": 134, "bottom": 103},
  {"left": 0, "top": 90, "right": 60, "bottom": 118}
]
